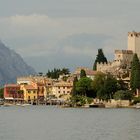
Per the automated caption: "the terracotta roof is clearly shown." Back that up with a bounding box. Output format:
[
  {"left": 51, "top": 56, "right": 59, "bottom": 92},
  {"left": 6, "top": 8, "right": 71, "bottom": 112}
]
[{"left": 24, "top": 85, "right": 37, "bottom": 90}]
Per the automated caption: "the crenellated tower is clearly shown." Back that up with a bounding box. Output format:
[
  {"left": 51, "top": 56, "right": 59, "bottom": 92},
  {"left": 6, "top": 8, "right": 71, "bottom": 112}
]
[{"left": 128, "top": 31, "right": 140, "bottom": 58}]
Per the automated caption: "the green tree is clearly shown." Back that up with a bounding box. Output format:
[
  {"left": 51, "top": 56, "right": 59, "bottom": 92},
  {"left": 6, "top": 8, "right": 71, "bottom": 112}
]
[
  {"left": 46, "top": 68, "right": 70, "bottom": 79},
  {"left": 70, "top": 95, "right": 86, "bottom": 106},
  {"left": 61, "top": 68, "right": 70, "bottom": 75},
  {"left": 76, "top": 77, "right": 94, "bottom": 97},
  {"left": 113, "top": 90, "right": 133, "bottom": 100},
  {"left": 80, "top": 69, "right": 86, "bottom": 78},
  {"left": 95, "top": 74, "right": 118, "bottom": 100},
  {"left": 46, "top": 70, "right": 51, "bottom": 77},
  {"left": 93, "top": 72, "right": 106, "bottom": 92},
  {"left": 97, "top": 86, "right": 107, "bottom": 100},
  {"left": 117, "top": 79, "right": 128, "bottom": 90},
  {"left": 133, "top": 96, "right": 140, "bottom": 104},
  {"left": 103, "top": 74, "right": 118, "bottom": 99},
  {"left": 130, "top": 53, "right": 140, "bottom": 92},
  {"left": 0, "top": 88, "right": 4, "bottom": 98},
  {"left": 93, "top": 49, "right": 107, "bottom": 70},
  {"left": 72, "top": 76, "right": 78, "bottom": 95}
]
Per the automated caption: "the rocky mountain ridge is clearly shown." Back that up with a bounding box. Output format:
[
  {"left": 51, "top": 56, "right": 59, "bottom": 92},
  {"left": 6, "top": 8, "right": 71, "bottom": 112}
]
[{"left": 0, "top": 41, "right": 36, "bottom": 86}]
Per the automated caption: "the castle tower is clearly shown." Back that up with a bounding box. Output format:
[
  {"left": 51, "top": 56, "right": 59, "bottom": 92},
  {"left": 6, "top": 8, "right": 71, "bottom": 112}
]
[{"left": 128, "top": 31, "right": 140, "bottom": 58}]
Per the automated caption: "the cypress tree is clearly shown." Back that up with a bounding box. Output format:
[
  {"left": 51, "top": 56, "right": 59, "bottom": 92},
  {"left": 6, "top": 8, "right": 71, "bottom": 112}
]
[
  {"left": 93, "top": 49, "right": 107, "bottom": 70},
  {"left": 72, "top": 76, "right": 78, "bottom": 95},
  {"left": 130, "top": 53, "right": 140, "bottom": 91}
]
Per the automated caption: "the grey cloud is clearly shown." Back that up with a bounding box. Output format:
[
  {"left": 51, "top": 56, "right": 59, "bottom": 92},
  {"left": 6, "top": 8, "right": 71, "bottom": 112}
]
[
  {"left": 23, "top": 33, "right": 114, "bottom": 72},
  {"left": 0, "top": 0, "right": 139, "bottom": 72},
  {"left": 0, "top": 0, "right": 140, "bottom": 18}
]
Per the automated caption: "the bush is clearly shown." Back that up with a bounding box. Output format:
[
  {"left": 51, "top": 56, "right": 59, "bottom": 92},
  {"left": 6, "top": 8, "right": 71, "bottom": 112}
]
[
  {"left": 70, "top": 95, "right": 93, "bottom": 106},
  {"left": 133, "top": 97, "right": 140, "bottom": 104},
  {"left": 113, "top": 90, "right": 133, "bottom": 100}
]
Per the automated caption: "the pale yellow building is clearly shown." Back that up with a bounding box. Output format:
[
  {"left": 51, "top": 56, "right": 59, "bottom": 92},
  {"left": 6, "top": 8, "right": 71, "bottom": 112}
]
[
  {"left": 52, "top": 81, "right": 73, "bottom": 100},
  {"left": 20, "top": 85, "right": 38, "bottom": 103}
]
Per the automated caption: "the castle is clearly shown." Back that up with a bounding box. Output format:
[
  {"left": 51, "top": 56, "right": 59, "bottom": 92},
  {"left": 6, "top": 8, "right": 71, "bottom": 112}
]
[{"left": 97, "top": 31, "right": 140, "bottom": 79}]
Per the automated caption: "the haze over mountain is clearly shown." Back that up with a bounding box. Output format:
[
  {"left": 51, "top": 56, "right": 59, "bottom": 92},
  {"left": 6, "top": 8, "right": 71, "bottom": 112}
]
[{"left": 0, "top": 41, "right": 36, "bottom": 86}]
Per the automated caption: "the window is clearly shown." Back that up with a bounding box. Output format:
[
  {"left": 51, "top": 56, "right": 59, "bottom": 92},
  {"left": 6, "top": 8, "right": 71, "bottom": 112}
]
[
  {"left": 28, "top": 96, "right": 30, "bottom": 100},
  {"left": 28, "top": 91, "right": 31, "bottom": 93}
]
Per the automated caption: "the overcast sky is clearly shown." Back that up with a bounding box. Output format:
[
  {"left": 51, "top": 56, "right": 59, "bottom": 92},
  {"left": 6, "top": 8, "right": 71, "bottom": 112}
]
[{"left": 0, "top": 0, "right": 139, "bottom": 72}]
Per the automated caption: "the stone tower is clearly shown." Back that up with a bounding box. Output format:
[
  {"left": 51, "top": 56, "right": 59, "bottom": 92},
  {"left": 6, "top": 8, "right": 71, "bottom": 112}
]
[{"left": 128, "top": 31, "right": 140, "bottom": 58}]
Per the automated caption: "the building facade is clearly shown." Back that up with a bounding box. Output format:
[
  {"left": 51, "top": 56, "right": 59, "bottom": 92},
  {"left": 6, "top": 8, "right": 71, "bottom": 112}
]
[
  {"left": 97, "top": 50, "right": 133, "bottom": 78},
  {"left": 4, "top": 84, "right": 24, "bottom": 102},
  {"left": 128, "top": 31, "right": 140, "bottom": 58},
  {"left": 20, "top": 85, "right": 37, "bottom": 103},
  {"left": 52, "top": 81, "right": 73, "bottom": 100}
]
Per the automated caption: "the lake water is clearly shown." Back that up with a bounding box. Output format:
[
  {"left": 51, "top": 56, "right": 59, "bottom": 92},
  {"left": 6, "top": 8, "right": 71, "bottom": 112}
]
[{"left": 0, "top": 106, "right": 140, "bottom": 140}]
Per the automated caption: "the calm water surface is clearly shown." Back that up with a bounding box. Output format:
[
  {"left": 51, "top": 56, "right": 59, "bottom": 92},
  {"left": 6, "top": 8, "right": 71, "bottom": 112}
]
[{"left": 0, "top": 106, "right": 140, "bottom": 140}]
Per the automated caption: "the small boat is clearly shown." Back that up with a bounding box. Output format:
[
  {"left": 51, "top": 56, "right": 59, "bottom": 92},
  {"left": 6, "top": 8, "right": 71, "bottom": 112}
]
[{"left": 21, "top": 104, "right": 31, "bottom": 107}]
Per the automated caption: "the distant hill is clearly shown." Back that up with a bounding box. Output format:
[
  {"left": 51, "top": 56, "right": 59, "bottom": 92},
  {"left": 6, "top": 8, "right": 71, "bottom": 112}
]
[{"left": 0, "top": 41, "right": 36, "bottom": 86}]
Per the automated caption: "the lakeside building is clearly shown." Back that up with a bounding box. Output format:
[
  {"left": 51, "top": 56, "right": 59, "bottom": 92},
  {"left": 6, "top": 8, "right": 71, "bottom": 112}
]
[
  {"left": 4, "top": 84, "right": 24, "bottom": 103},
  {"left": 20, "top": 84, "right": 37, "bottom": 104},
  {"left": 52, "top": 81, "right": 73, "bottom": 100},
  {"left": 16, "top": 75, "right": 73, "bottom": 102}
]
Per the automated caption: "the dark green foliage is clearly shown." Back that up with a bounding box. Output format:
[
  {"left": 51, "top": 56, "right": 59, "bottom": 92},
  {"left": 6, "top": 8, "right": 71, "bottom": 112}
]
[
  {"left": 72, "top": 76, "right": 78, "bottom": 95},
  {"left": 76, "top": 77, "right": 94, "bottom": 97},
  {"left": 93, "top": 72, "right": 106, "bottom": 92},
  {"left": 113, "top": 90, "right": 133, "bottom": 100},
  {"left": 38, "top": 72, "right": 43, "bottom": 76},
  {"left": 80, "top": 69, "right": 86, "bottom": 78},
  {"left": 97, "top": 86, "right": 107, "bottom": 100},
  {"left": 70, "top": 95, "right": 86, "bottom": 106},
  {"left": 0, "top": 88, "right": 4, "bottom": 98},
  {"left": 94, "top": 73, "right": 118, "bottom": 100},
  {"left": 46, "top": 68, "right": 70, "bottom": 79},
  {"left": 130, "top": 54, "right": 140, "bottom": 91},
  {"left": 61, "top": 68, "right": 70, "bottom": 75},
  {"left": 133, "top": 97, "right": 140, "bottom": 104},
  {"left": 93, "top": 49, "right": 107, "bottom": 70},
  {"left": 70, "top": 95, "right": 93, "bottom": 106},
  {"left": 103, "top": 74, "right": 118, "bottom": 98},
  {"left": 117, "top": 80, "right": 128, "bottom": 90}
]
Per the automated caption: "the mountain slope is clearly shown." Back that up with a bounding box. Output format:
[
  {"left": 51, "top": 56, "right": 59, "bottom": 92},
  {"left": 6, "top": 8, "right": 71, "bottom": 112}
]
[{"left": 0, "top": 41, "right": 36, "bottom": 85}]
